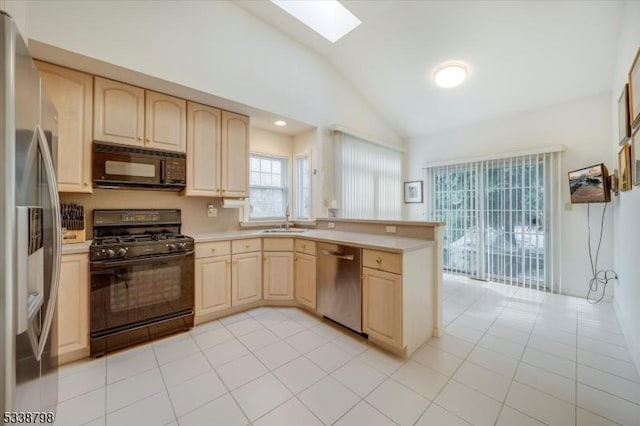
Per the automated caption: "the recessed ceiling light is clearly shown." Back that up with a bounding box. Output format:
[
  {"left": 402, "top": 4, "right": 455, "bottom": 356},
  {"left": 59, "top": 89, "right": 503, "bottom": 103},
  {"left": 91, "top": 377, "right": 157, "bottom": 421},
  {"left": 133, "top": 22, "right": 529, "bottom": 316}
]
[
  {"left": 271, "top": 0, "right": 361, "bottom": 43},
  {"left": 434, "top": 63, "right": 467, "bottom": 88},
  {"left": 274, "top": 120, "right": 287, "bottom": 126}
]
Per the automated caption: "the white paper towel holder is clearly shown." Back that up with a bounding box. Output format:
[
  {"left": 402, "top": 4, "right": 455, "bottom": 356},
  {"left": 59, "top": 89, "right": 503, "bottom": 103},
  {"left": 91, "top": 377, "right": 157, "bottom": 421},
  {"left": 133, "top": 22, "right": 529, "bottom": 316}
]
[{"left": 222, "top": 198, "right": 247, "bottom": 209}]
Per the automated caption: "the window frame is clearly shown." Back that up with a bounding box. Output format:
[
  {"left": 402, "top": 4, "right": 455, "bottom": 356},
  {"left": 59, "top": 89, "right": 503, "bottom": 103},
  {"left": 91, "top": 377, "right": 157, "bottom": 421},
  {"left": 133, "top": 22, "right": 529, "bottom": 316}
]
[
  {"left": 246, "top": 152, "right": 289, "bottom": 222},
  {"left": 294, "top": 153, "right": 311, "bottom": 220}
]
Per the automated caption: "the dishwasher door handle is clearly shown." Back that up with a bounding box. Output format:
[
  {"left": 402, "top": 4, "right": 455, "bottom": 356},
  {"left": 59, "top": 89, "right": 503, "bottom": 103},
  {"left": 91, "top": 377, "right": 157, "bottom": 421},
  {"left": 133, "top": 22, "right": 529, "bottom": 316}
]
[{"left": 321, "top": 249, "right": 354, "bottom": 261}]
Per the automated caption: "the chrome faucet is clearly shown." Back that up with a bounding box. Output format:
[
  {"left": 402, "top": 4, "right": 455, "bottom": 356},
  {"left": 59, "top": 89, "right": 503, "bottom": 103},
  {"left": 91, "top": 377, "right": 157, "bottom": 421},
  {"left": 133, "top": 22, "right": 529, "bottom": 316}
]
[{"left": 285, "top": 205, "right": 290, "bottom": 231}]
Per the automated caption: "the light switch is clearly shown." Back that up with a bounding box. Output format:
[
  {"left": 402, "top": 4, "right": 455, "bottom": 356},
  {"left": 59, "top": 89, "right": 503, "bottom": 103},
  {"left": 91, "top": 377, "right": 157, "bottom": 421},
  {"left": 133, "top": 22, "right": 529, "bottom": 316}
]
[{"left": 207, "top": 204, "right": 217, "bottom": 217}]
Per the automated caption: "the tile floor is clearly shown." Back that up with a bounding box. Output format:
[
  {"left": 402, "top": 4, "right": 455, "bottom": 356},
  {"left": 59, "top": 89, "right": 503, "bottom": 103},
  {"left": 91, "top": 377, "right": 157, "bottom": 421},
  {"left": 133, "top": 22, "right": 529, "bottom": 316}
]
[{"left": 55, "top": 275, "right": 640, "bottom": 426}]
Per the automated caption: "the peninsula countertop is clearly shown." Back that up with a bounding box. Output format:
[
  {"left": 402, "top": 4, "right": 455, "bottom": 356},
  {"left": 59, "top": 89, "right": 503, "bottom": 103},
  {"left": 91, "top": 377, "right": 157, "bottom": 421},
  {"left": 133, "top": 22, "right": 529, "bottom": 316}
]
[{"left": 191, "top": 229, "right": 434, "bottom": 253}]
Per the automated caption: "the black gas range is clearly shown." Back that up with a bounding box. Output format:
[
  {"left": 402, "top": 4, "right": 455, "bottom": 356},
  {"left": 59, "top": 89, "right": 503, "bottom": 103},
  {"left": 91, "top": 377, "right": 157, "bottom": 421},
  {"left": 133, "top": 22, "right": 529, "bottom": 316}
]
[
  {"left": 91, "top": 233, "right": 194, "bottom": 261},
  {"left": 89, "top": 209, "right": 194, "bottom": 357}
]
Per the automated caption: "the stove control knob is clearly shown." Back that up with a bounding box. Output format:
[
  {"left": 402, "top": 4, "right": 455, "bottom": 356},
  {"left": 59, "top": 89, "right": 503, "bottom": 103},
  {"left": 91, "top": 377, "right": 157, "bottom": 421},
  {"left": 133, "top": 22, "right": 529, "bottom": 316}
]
[
  {"left": 117, "top": 248, "right": 127, "bottom": 257},
  {"left": 106, "top": 249, "right": 116, "bottom": 258},
  {"left": 167, "top": 243, "right": 177, "bottom": 251},
  {"left": 178, "top": 242, "right": 187, "bottom": 249}
]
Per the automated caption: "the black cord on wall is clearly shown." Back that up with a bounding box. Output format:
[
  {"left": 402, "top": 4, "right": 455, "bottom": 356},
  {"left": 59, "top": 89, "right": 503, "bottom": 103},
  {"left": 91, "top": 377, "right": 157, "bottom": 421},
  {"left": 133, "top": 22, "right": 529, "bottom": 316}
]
[{"left": 586, "top": 203, "right": 618, "bottom": 304}]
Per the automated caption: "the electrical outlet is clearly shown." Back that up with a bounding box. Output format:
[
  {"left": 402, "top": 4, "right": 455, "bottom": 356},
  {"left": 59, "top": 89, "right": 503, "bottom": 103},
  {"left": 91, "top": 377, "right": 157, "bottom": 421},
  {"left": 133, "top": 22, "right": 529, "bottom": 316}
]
[
  {"left": 328, "top": 222, "right": 335, "bottom": 229},
  {"left": 386, "top": 226, "right": 396, "bottom": 233},
  {"left": 207, "top": 204, "right": 217, "bottom": 218}
]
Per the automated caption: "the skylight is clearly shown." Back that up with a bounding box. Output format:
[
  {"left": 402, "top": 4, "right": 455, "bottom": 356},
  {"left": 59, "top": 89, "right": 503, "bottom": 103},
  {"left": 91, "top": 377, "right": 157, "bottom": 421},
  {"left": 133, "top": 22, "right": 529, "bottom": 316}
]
[{"left": 271, "top": 0, "right": 361, "bottom": 43}]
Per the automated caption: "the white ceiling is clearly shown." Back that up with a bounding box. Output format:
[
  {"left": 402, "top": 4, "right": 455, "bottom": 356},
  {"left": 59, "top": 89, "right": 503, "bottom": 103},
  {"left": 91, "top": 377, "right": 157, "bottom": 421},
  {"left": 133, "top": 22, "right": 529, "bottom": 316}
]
[{"left": 235, "top": 0, "right": 624, "bottom": 139}]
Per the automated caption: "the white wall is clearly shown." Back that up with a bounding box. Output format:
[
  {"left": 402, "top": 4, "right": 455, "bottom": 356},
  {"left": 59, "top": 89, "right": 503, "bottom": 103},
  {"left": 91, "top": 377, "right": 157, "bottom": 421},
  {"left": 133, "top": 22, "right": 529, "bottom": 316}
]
[
  {"left": 251, "top": 127, "right": 293, "bottom": 158},
  {"left": 405, "top": 94, "right": 614, "bottom": 298},
  {"left": 1, "top": 0, "right": 28, "bottom": 39},
  {"left": 610, "top": 0, "right": 640, "bottom": 372},
  {"left": 26, "top": 0, "right": 401, "bottom": 147}
]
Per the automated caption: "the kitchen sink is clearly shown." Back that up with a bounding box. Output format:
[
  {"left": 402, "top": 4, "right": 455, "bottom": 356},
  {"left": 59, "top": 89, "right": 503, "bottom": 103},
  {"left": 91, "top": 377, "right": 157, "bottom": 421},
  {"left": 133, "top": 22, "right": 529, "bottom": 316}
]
[{"left": 262, "top": 228, "right": 306, "bottom": 233}]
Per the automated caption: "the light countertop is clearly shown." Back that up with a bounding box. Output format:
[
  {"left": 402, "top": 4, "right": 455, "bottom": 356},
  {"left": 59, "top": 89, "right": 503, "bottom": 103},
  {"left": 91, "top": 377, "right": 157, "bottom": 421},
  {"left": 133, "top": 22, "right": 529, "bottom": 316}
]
[
  {"left": 192, "top": 229, "right": 434, "bottom": 253},
  {"left": 63, "top": 229, "right": 435, "bottom": 255},
  {"left": 61, "top": 240, "right": 92, "bottom": 254}
]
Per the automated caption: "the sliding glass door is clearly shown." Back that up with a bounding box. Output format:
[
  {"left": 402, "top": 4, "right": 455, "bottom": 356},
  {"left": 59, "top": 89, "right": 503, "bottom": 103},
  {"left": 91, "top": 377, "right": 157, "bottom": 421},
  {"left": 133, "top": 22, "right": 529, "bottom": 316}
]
[{"left": 426, "top": 153, "right": 560, "bottom": 291}]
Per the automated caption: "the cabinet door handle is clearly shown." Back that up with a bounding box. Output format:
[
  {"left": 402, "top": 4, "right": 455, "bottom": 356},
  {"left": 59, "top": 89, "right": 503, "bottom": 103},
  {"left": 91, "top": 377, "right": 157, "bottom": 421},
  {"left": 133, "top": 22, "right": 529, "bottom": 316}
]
[
  {"left": 145, "top": 137, "right": 150, "bottom": 142},
  {"left": 225, "top": 260, "right": 230, "bottom": 265},
  {"left": 301, "top": 244, "right": 306, "bottom": 249},
  {"left": 375, "top": 258, "right": 382, "bottom": 265},
  {"left": 83, "top": 182, "right": 89, "bottom": 186},
  {"left": 211, "top": 248, "right": 217, "bottom": 252},
  {"left": 232, "top": 260, "right": 237, "bottom": 264},
  {"left": 222, "top": 189, "right": 226, "bottom": 193},
  {"left": 137, "top": 136, "right": 142, "bottom": 141},
  {"left": 245, "top": 244, "right": 250, "bottom": 249}
]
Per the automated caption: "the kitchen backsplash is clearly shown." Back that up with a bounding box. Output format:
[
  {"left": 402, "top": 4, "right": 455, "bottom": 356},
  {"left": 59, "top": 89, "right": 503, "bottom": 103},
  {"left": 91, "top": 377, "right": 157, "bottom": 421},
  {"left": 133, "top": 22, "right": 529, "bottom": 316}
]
[{"left": 59, "top": 189, "right": 241, "bottom": 237}]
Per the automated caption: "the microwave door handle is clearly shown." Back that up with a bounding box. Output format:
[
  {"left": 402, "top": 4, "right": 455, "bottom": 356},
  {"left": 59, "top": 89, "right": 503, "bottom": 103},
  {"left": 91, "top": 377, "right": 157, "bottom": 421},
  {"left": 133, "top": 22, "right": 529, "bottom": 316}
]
[
  {"left": 160, "top": 160, "right": 166, "bottom": 184},
  {"left": 32, "top": 124, "right": 62, "bottom": 361}
]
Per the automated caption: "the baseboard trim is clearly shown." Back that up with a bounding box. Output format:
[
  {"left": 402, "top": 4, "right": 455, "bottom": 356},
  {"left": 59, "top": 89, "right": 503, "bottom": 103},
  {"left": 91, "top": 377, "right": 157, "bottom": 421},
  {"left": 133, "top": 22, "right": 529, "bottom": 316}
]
[
  {"left": 613, "top": 298, "right": 640, "bottom": 378},
  {"left": 560, "top": 287, "right": 613, "bottom": 303}
]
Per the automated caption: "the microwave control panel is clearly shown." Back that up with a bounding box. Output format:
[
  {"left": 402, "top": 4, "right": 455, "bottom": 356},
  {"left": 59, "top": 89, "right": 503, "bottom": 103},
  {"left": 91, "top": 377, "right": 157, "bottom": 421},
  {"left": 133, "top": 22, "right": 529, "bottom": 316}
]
[{"left": 165, "top": 159, "right": 186, "bottom": 184}]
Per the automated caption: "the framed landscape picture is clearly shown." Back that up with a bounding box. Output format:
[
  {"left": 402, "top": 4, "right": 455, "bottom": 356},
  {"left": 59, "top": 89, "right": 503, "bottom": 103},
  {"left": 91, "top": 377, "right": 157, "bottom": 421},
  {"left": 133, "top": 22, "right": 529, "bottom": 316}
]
[
  {"left": 404, "top": 181, "right": 423, "bottom": 203},
  {"left": 630, "top": 47, "right": 640, "bottom": 129},
  {"left": 619, "top": 84, "right": 631, "bottom": 144},
  {"left": 618, "top": 144, "right": 632, "bottom": 191}
]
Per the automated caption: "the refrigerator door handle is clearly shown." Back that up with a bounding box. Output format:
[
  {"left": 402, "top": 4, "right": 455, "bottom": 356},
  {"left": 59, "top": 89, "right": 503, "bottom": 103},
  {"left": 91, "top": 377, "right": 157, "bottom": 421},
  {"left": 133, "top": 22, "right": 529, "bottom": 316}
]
[{"left": 33, "top": 124, "right": 62, "bottom": 361}]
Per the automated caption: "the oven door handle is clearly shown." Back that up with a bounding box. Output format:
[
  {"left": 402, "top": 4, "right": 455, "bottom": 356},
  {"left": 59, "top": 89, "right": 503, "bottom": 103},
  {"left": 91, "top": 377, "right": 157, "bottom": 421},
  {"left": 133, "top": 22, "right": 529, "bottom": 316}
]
[{"left": 90, "top": 251, "right": 194, "bottom": 269}]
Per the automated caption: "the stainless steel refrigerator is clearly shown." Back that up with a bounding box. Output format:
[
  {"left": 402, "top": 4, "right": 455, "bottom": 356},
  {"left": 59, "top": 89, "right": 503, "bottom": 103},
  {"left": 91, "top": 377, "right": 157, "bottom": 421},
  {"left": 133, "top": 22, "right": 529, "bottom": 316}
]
[{"left": 1, "top": 11, "right": 62, "bottom": 417}]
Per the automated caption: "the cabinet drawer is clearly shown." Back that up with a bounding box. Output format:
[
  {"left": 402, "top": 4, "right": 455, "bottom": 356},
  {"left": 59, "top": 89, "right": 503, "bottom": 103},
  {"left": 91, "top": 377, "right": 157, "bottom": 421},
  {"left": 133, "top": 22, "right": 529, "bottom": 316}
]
[
  {"left": 363, "top": 249, "right": 402, "bottom": 275},
  {"left": 295, "top": 239, "right": 315, "bottom": 255},
  {"left": 232, "top": 238, "right": 262, "bottom": 254},
  {"left": 263, "top": 238, "right": 294, "bottom": 251},
  {"left": 195, "top": 241, "right": 230, "bottom": 258}
]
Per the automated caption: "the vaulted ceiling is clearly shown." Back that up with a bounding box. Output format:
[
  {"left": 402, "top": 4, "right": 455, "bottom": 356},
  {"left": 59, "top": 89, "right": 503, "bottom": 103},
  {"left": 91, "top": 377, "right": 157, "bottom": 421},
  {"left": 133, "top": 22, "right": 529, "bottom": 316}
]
[{"left": 236, "top": 0, "right": 624, "bottom": 139}]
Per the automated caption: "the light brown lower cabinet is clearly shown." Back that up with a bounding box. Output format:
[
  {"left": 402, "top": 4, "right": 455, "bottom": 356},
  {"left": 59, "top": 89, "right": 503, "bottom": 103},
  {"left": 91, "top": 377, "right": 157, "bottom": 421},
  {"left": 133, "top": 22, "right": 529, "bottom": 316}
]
[
  {"left": 195, "top": 255, "right": 231, "bottom": 316},
  {"left": 57, "top": 253, "right": 89, "bottom": 363},
  {"left": 362, "top": 267, "right": 403, "bottom": 349},
  {"left": 263, "top": 252, "right": 294, "bottom": 300},
  {"left": 231, "top": 252, "right": 262, "bottom": 306},
  {"left": 294, "top": 253, "right": 316, "bottom": 309}
]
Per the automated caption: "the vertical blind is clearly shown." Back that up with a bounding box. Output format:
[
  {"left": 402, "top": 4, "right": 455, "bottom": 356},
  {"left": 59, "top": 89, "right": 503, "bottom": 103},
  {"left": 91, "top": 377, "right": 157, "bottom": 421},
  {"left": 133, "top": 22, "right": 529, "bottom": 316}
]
[
  {"left": 334, "top": 132, "right": 402, "bottom": 219},
  {"left": 424, "top": 152, "right": 561, "bottom": 292}
]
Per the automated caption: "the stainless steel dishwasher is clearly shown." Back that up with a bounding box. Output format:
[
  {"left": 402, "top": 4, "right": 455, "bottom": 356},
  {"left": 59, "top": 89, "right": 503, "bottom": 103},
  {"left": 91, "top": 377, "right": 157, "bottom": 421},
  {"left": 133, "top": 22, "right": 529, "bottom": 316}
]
[{"left": 316, "top": 242, "right": 362, "bottom": 333}]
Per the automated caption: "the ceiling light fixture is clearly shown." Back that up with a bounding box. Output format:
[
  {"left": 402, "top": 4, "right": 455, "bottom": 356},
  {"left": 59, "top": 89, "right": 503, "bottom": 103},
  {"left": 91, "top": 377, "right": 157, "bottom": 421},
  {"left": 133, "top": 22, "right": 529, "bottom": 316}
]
[
  {"left": 270, "top": 0, "right": 361, "bottom": 43},
  {"left": 434, "top": 63, "right": 467, "bottom": 88},
  {"left": 274, "top": 120, "right": 287, "bottom": 126}
]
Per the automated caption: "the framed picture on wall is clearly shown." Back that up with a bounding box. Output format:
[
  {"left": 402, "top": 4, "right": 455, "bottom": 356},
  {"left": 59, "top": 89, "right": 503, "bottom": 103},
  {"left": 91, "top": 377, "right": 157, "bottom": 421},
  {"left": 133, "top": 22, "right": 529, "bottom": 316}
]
[
  {"left": 633, "top": 128, "right": 640, "bottom": 186},
  {"left": 619, "top": 84, "right": 632, "bottom": 144},
  {"left": 618, "top": 144, "right": 632, "bottom": 191},
  {"left": 404, "top": 180, "right": 423, "bottom": 203},
  {"left": 630, "top": 47, "right": 640, "bottom": 129}
]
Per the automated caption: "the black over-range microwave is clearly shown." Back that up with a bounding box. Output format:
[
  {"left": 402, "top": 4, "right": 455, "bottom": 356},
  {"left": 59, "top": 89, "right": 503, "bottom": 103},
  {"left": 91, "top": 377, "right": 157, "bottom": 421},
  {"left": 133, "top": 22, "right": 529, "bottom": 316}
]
[{"left": 93, "top": 142, "right": 186, "bottom": 191}]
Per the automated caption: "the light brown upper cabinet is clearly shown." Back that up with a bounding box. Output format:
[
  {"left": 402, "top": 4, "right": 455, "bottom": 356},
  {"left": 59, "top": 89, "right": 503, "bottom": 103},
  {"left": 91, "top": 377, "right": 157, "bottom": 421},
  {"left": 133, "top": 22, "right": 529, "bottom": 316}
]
[
  {"left": 185, "top": 102, "right": 222, "bottom": 196},
  {"left": 185, "top": 105, "right": 249, "bottom": 197},
  {"left": 94, "top": 77, "right": 144, "bottom": 147},
  {"left": 94, "top": 77, "right": 186, "bottom": 152},
  {"left": 36, "top": 61, "right": 93, "bottom": 193},
  {"left": 145, "top": 90, "right": 186, "bottom": 152},
  {"left": 221, "top": 111, "right": 249, "bottom": 197}
]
